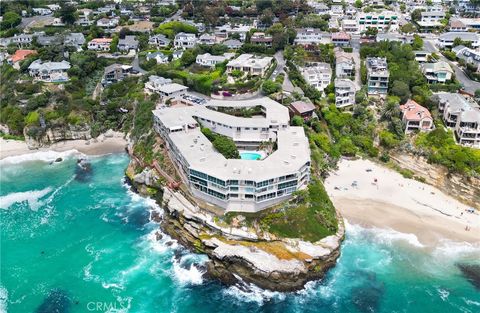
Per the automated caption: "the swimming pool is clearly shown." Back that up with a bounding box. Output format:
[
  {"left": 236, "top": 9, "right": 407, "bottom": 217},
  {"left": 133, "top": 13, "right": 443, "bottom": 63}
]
[{"left": 240, "top": 152, "right": 262, "bottom": 160}]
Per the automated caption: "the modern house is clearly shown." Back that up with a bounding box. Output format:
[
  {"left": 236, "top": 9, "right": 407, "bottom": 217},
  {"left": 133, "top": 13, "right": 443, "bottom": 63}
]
[
  {"left": 301, "top": 63, "right": 332, "bottom": 93},
  {"left": 64, "top": 33, "right": 86, "bottom": 49},
  {"left": 222, "top": 39, "right": 242, "bottom": 49},
  {"left": 148, "top": 34, "right": 171, "bottom": 48},
  {"left": 214, "top": 24, "right": 251, "bottom": 41},
  {"left": 289, "top": 100, "right": 316, "bottom": 120},
  {"left": 437, "top": 32, "right": 480, "bottom": 48},
  {"left": 87, "top": 38, "right": 113, "bottom": 51},
  {"left": 28, "top": 60, "right": 71, "bottom": 82},
  {"left": 414, "top": 50, "right": 432, "bottom": 63},
  {"left": 335, "top": 47, "right": 355, "bottom": 78},
  {"left": 421, "top": 61, "right": 453, "bottom": 83},
  {"left": 196, "top": 53, "right": 233, "bottom": 68},
  {"left": 399, "top": 99, "right": 434, "bottom": 133},
  {"left": 152, "top": 98, "right": 310, "bottom": 212},
  {"left": 453, "top": 45, "right": 480, "bottom": 72},
  {"left": 198, "top": 33, "right": 216, "bottom": 45},
  {"left": 146, "top": 51, "right": 169, "bottom": 64},
  {"left": 226, "top": 54, "right": 273, "bottom": 77},
  {"left": 366, "top": 57, "right": 389, "bottom": 95},
  {"left": 102, "top": 64, "right": 133, "bottom": 86},
  {"left": 435, "top": 92, "right": 480, "bottom": 148},
  {"left": 250, "top": 32, "right": 273, "bottom": 46},
  {"left": 334, "top": 79, "right": 356, "bottom": 108},
  {"left": 174, "top": 32, "right": 197, "bottom": 50},
  {"left": 294, "top": 28, "right": 329, "bottom": 46},
  {"left": 145, "top": 75, "right": 188, "bottom": 99},
  {"left": 118, "top": 35, "right": 139, "bottom": 52},
  {"left": 96, "top": 17, "right": 119, "bottom": 28}
]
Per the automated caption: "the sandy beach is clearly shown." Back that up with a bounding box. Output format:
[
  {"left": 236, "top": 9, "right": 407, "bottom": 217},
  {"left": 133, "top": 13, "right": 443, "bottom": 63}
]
[
  {"left": 325, "top": 158, "right": 480, "bottom": 246},
  {"left": 0, "top": 131, "right": 128, "bottom": 160}
]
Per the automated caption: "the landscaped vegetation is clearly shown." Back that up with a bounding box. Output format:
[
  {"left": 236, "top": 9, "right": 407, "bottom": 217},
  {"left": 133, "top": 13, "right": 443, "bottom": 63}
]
[{"left": 201, "top": 127, "right": 240, "bottom": 159}]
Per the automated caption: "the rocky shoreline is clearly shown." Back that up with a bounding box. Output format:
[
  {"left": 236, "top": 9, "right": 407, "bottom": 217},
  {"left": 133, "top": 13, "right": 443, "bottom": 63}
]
[{"left": 125, "top": 159, "right": 345, "bottom": 292}]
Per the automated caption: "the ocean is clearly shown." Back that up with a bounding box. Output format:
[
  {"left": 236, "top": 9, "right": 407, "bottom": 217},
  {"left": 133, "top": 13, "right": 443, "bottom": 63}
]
[{"left": 0, "top": 152, "right": 479, "bottom": 313}]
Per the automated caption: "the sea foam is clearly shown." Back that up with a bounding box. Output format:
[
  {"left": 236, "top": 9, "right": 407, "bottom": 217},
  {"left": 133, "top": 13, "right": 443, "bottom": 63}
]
[
  {"left": 0, "top": 149, "right": 83, "bottom": 165},
  {"left": 0, "top": 187, "right": 52, "bottom": 211}
]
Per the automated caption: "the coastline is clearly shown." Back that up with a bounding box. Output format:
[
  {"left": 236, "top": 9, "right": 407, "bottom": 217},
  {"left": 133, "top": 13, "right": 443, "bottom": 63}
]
[
  {"left": 325, "top": 158, "right": 480, "bottom": 247},
  {"left": 0, "top": 131, "right": 128, "bottom": 160}
]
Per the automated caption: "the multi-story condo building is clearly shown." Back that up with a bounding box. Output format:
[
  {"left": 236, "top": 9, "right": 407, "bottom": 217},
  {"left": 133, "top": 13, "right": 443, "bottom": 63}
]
[
  {"left": 421, "top": 61, "right": 453, "bottom": 83},
  {"left": 435, "top": 93, "right": 480, "bottom": 148},
  {"left": 174, "top": 32, "right": 197, "bottom": 50},
  {"left": 28, "top": 60, "right": 71, "bottom": 82},
  {"left": 87, "top": 38, "right": 112, "bottom": 51},
  {"left": 366, "top": 57, "right": 389, "bottom": 95},
  {"left": 226, "top": 54, "right": 273, "bottom": 77},
  {"left": 331, "top": 32, "right": 351, "bottom": 47},
  {"left": 335, "top": 79, "right": 356, "bottom": 108},
  {"left": 294, "top": 28, "right": 329, "bottom": 46},
  {"left": 301, "top": 63, "right": 332, "bottom": 92},
  {"left": 399, "top": 99, "right": 434, "bottom": 133},
  {"left": 437, "top": 32, "right": 480, "bottom": 48},
  {"left": 357, "top": 11, "right": 398, "bottom": 32},
  {"left": 417, "top": 10, "right": 446, "bottom": 29},
  {"left": 342, "top": 19, "right": 359, "bottom": 33},
  {"left": 335, "top": 47, "right": 355, "bottom": 78},
  {"left": 152, "top": 98, "right": 311, "bottom": 212}
]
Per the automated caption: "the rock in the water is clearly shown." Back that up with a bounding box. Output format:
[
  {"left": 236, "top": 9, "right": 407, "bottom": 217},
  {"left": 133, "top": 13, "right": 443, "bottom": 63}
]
[
  {"left": 75, "top": 159, "right": 92, "bottom": 182},
  {"left": 55, "top": 157, "right": 63, "bottom": 163},
  {"left": 457, "top": 263, "right": 480, "bottom": 290},
  {"left": 155, "top": 231, "right": 163, "bottom": 241},
  {"left": 35, "top": 289, "right": 70, "bottom": 313}
]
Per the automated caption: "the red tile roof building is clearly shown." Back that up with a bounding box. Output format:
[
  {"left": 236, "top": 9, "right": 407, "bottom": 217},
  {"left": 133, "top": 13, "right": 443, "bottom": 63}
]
[
  {"left": 10, "top": 49, "right": 37, "bottom": 63},
  {"left": 399, "top": 99, "right": 434, "bottom": 133}
]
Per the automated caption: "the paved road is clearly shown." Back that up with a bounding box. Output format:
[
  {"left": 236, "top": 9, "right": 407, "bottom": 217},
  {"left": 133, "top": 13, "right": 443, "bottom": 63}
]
[
  {"left": 351, "top": 35, "right": 362, "bottom": 91},
  {"left": 272, "top": 50, "right": 296, "bottom": 93},
  {"left": 423, "top": 39, "right": 480, "bottom": 94}
]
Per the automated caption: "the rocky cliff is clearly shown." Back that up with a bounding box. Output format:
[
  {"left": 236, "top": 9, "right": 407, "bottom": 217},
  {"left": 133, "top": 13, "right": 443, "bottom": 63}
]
[{"left": 24, "top": 124, "right": 91, "bottom": 149}]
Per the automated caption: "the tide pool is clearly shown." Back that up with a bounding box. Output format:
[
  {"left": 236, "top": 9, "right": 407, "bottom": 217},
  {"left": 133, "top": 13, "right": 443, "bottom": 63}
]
[{"left": 0, "top": 153, "right": 479, "bottom": 313}]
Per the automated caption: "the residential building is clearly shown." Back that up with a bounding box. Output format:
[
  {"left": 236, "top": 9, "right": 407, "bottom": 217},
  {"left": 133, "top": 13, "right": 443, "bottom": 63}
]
[
  {"left": 309, "top": 2, "right": 329, "bottom": 14},
  {"left": 145, "top": 75, "right": 188, "bottom": 99},
  {"left": 342, "top": 19, "right": 359, "bottom": 33},
  {"left": 334, "top": 47, "right": 355, "bottom": 78},
  {"left": 366, "top": 57, "right": 389, "bottom": 95},
  {"left": 32, "top": 8, "right": 52, "bottom": 15},
  {"left": 8, "top": 49, "right": 37, "bottom": 69},
  {"left": 149, "top": 34, "right": 171, "bottom": 48},
  {"left": 437, "top": 32, "right": 480, "bottom": 48},
  {"left": 198, "top": 33, "right": 216, "bottom": 45},
  {"left": 88, "top": 38, "right": 113, "bottom": 51},
  {"left": 102, "top": 64, "right": 133, "bottom": 86},
  {"left": 214, "top": 24, "right": 252, "bottom": 41},
  {"left": 414, "top": 50, "right": 432, "bottom": 63},
  {"left": 196, "top": 53, "right": 234, "bottom": 68},
  {"left": 357, "top": 11, "right": 398, "bottom": 32},
  {"left": 118, "top": 35, "right": 139, "bottom": 52},
  {"left": 435, "top": 92, "right": 480, "bottom": 148},
  {"left": 376, "top": 33, "right": 413, "bottom": 44},
  {"left": 449, "top": 19, "right": 468, "bottom": 32},
  {"left": 294, "top": 28, "right": 329, "bottom": 46},
  {"left": 96, "top": 17, "right": 119, "bottom": 28},
  {"left": 222, "top": 39, "right": 242, "bottom": 49},
  {"left": 172, "top": 50, "right": 184, "bottom": 60},
  {"left": 289, "top": 100, "right": 316, "bottom": 120},
  {"left": 76, "top": 17, "right": 94, "bottom": 27},
  {"left": 174, "top": 32, "right": 197, "bottom": 49},
  {"left": 330, "top": 5, "right": 344, "bottom": 16},
  {"left": 331, "top": 32, "right": 351, "bottom": 47},
  {"left": 453, "top": 45, "right": 480, "bottom": 72},
  {"left": 417, "top": 10, "right": 446, "bottom": 29},
  {"left": 335, "top": 79, "right": 356, "bottom": 108},
  {"left": 146, "top": 51, "right": 169, "bottom": 64},
  {"left": 226, "top": 54, "right": 274, "bottom": 77},
  {"left": 399, "top": 99, "right": 434, "bottom": 133},
  {"left": 152, "top": 98, "right": 310, "bottom": 212},
  {"left": 28, "top": 60, "right": 71, "bottom": 82},
  {"left": 12, "top": 34, "right": 33, "bottom": 46},
  {"left": 301, "top": 63, "right": 332, "bottom": 92},
  {"left": 421, "top": 61, "right": 453, "bottom": 83},
  {"left": 250, "top": 32, "right": 273, "bottom": 46},
  {"left": 64, "top": 33, "right": 86, "bottom": 49}
]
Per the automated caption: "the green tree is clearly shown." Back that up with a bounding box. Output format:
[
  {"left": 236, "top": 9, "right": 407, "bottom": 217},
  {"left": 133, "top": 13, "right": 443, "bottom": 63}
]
[
  {"left": 381, "top": 96, "right": 401, "bottom": 120},
  {"left": 400, "top": 23, "right": 416, "bottom": 34},
  {"left": 262, "top": 80, "right": 281, "bottom": 94},
  {"left": 364, "top": 27, "right": 378, "bottom": 37},
  {"left": 379, "top": 130, "right": 399, "bottom": 148},
  {"left": 180, "top": 49, "right": 197, "bottom": 66},
  {"left": 354, "top": 0, "right": 363, "bottom": 8},
  {"left": 291, "top": 115, "right": 304, "bottom": 126},
  {"left": 213, "top": 136, "right": 240, "bottom": 159},
  {"left": 391, "top": 81, "right": 411, "bottom": 103},
  {"left": 412, "top": 35, "right": 423, "bottom": 50},
  {"left": 0, "top": 11, "right": 21, "bottom": 30},
  {"left": 59, "top": 4, "right": 77, "bottom": 25},
  {"left": 411, "top": 9, "right": 423, "bottom": 22}
]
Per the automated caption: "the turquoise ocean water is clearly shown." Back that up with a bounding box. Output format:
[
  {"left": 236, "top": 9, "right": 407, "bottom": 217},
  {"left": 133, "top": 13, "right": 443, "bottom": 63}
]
[{"left": 1, "top": 152, "right": 479, "bottom": 313}]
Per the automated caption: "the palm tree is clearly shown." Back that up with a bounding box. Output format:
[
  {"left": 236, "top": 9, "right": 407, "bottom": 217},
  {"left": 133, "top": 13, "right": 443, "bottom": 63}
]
[{"left": 381, "top": 97, "right": 400, "bottom": 121}]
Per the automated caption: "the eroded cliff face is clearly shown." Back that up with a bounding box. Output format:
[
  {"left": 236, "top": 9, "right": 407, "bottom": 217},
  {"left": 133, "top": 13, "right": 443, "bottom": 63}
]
[
  {"left": 391, "top": 153, "right": 480, "bottom": 209},
  {"left": 157, "top": 188, "right": 344, "bottom": 292},
  {"left": 24, "top": 125, "right": 91, "bottom": 149}
]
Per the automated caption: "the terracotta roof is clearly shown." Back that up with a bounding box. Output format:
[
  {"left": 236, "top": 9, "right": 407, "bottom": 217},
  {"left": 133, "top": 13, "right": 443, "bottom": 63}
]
[
  {"left": 331, "top": 31, "right": 351, "bottom": 41},
  {"left": 450, "top": 19, "right": 466, "bottom": 29},
  {"left": 11, "top": 49, "right": 37, "bottom": 63},
  {"left": 90, "top": 38, "right": 113, "bottom": 43},
  {"left": 400, "top": 99, "right": 432, "bottom": 121}
]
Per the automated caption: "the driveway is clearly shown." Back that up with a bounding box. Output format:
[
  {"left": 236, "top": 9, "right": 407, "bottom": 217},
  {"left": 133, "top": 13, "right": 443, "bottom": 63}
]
[
  {"left": 272, "top": 50, "right": 296, "bottom": 93},
  {"left": 131, "top": 54, "right": 147, "bottom": 74},
  {"left": 351, "top": 35, "right": 362, "bottom": 90}
]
